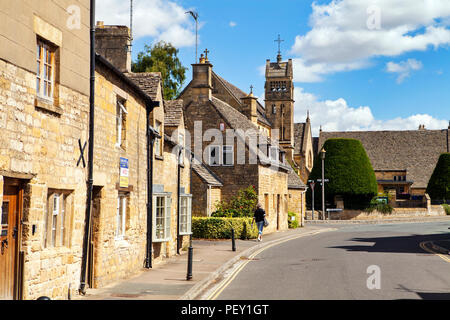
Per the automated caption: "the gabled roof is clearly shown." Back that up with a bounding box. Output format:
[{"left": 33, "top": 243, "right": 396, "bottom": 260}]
[
  {"left": 294, "top": 123, "right": 306, "bottom": 155},
  {"left": 288, "top": 168, "right": 307, "bottom": 189},
  {"left": 318, "top": 129, "right": 449, "bottom": 189},
  {"left": 212, "top": 72, "right": 272, "bottom": 127},
  {"left": 192, "top": 162, "right": 223, "bottom": 186},
  {"left": 125, "top": 72, "right": 161, "bottom": 101},
  {"left": 210, "top": 96, "right": 290, "bottom": 171},
  {"left": 164, "top": 100, "right": 183, "bottom": 127}
]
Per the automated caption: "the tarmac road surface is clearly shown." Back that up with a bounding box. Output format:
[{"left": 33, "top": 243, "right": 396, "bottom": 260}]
[{"left": 213, "top": 222, "right": 450, "bottom": 300}]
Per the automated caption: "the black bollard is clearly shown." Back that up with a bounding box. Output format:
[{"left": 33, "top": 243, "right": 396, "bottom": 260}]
[
  {"left": 231, "top": 228, "right": 236, "bottom": 252},
  {"left": 186, "top": 235, "right": 193, "bottom": 280}
]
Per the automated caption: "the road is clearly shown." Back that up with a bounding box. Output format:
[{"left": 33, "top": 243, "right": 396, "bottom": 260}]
[{"left": 213, "top": 222, "right": 450, "bottom": 300}]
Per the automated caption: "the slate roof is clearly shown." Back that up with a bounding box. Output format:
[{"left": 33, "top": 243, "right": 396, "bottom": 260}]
[
  {"left": 288, "top": 168, "right": 307, "bottom": 189},
  {"left": 210, "top": 96, "right": 290, "bottom": 171},
  {"left": 125, "top": 72, "right": 161, "bottom": 100},
  {"left": 266, "top": 60, "right": 293, "bottom": 78},
  {"left": 318, "top": 129, "right": 450, "bottom": 189},
  {"left": 164, "top": 100, "right": 183, "bottom": 127},
  {"left": 294, "top": 123, "right": 306, "bottom": 155},
  {"left": 192, "top": 162, "right": 223, "bottom": 186},
  {"left": 212, "top": 72, "right": 272, "bottom": 127}
]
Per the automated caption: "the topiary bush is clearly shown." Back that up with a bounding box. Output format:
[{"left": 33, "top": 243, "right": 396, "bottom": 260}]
[
  {"left": 426, "top": 153, "right": 450, "bottom": 201},
  {"left": 192, "top": 217, "right": 258, "bottom": 239},
  {"left": 307, "top": 138, "right": 378, "bottom": 210},
  {"left": 212, "top": 185, "right": 258, "bottom": 218}
]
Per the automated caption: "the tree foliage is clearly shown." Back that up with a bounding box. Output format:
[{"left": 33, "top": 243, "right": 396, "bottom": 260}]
[
  {"left": 212, "top": 186, "right": 258, "bottom": 218},
  {"left": 132, "top": 41, "right": 187, "bottom": 100},
  {"left": 307, "top": 138, "right": 378, "bottom": 209},
  {"left": 426, "top": 153, "right": 450, "bottom": 200}
]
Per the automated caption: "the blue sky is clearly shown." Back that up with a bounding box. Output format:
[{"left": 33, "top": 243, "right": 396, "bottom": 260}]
[{"left": 97, "top": 0, "right": 450, "bottom": 135}]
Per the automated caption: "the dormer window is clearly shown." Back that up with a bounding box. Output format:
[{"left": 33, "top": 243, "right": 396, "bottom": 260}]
[{"left": 270, "top": 146, "right": 279, "bottom": 161}]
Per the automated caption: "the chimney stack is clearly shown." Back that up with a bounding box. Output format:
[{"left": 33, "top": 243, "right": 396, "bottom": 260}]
[
  {"left": 95, "top": 23, "right": 132, "bottom": 73},
  {"left": 190, "top": 49, "right": 213, "bottom": 103},
  {"left": 241, "top": 89, "right": 258, "bottom": 125}
]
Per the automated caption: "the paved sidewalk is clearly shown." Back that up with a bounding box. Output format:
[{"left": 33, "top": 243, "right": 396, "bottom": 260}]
[
  {"left": 306, "top": 215, "right": 450, "bottom": 224},
  {"left": 74, "top": 225, "right": 329, "bottom": 300}
]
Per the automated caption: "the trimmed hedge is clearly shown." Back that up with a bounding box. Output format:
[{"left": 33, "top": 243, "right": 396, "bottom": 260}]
[
  {"left": 192, "top": 217, "right": 259, "bottom": 239},
  {"left": 426, "top": 153, "right": 450, "bottom": 201},
  {"left": 307, "top": 138, "right": 378, "bottom": 209}
]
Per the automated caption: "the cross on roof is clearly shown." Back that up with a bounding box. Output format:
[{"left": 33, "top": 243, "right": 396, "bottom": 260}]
[
  {"left": 204, "top": 48, "right": 210, "bottom": 60},
  {"left": 250, "top": 85, "right": 253, "bottom": 94},
  {"left": 274, "top": 34, "right": 284, "bottom": 55}
]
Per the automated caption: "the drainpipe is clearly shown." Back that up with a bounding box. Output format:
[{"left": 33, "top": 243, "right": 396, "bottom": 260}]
[
  {"left": 146, "top": 118, "right": 161, "bottom": 269},
  {"left": 79, "top": 0, "right": 96, "bottom": 295},
  {"left": 176, "top": 146, "right": 182, "bottom": 254}
]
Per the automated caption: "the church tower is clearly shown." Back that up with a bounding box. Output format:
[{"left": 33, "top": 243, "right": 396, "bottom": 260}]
[{"left": 264, "top": 39, "right": 295, "bottom": 159}]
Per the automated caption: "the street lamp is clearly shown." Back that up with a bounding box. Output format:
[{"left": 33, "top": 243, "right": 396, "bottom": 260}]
[{"left": 320, "top": 148, "right": 326, "bottom": 220}]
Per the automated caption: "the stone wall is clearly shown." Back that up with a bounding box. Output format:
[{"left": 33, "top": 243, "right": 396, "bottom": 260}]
[
  {"left": 0, "top": 57, "right": 89, "bottom": 300},
  {"left": 329, "top": 207, "right": 447, "bottom": 220}
]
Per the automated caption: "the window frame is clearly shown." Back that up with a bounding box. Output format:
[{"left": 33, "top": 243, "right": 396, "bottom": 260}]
[
  {"left": 36, "top": 39, "right": 55, "bottom": 101},
  {"left": 115, "top": 194, "right": 128, "bottom": 239},
  {"left": 270, "top": 146, "right": 279, "bottom": 162},
  {"left": 154, "top": 121, "right": 162, "bottom": 156},
  {"left": 116, "top": 99, "right": 128, "bottom": 149},
  {"left": 222, "top": 145, "right": 234, "bottom": 166},
  {"left": 208, "top": 145, "right": 221, "bottom": 166},
  {"left": 153, "top": 194, "right": 172, "bottom": 242},
  {"left": 179, "top": 195, "right": 192, "bottom": 236},
  {"left": 45, "top": 190, "right": 71, "bottom": 248}
]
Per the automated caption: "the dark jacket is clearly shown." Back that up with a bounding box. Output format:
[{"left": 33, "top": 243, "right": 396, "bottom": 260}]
[{"left": 253, "top": 208, "right": 266, "bottom": 223}]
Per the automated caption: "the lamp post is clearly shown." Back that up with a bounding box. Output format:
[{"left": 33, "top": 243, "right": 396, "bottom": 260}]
[
  {"left": 308, "top": 180, "right": 315, "bottom": 220},
  {"left": 320, "top": 148, "right": 326, "bottom": 220}
]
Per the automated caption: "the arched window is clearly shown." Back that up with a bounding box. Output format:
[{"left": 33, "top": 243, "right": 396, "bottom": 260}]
[{"left": 272, "top": 104, "right": 276, "bottom": 114}]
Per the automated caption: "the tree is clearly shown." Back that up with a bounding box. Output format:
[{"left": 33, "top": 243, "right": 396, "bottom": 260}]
[
  {"left": 307, "top": 138, "right": 378, "bottom": 209},
  {"left": 426, "top": 153, "right": 450, "bottom": 201},
  {"left": 132, "top": 41, "right": 187, "bottom": 100}
]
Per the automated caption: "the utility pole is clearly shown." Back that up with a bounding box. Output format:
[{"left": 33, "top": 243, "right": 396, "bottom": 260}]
[
  {"left": 130, "top": 0, "right": 133, "bottom": 53},
  {"left": 185, "top": 11, "right": 199, "bottom": 63},
  {"left": 320, "top": 149, "right": 327, "bottom": 220}
]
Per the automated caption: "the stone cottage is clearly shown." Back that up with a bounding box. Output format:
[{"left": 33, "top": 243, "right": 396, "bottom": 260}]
[{"left": 179, "top": 52, "right": 307, "bottom": 232}]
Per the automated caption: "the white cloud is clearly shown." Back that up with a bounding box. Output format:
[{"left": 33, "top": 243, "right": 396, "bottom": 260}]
[
  {"left": 290, "top": 0, "right": 450, "bottom": 82},
  {"left": 96, "top": 0, "right": 196, "bottom": 47},
  {"left": 229, "top": 21, "right": 237, "bottom": 28},
  {"left": 386, "top": 59, "right": 423, "bottom": 83},
  {"left": 293, "top": 87, "right": 448, "bottom": 136}
]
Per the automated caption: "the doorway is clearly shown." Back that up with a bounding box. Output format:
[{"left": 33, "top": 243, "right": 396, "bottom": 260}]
[
  {"left": 0, "top": 181, "right": 22, "bottom": 300},
  {"left": 87, "top": 186, "right": 103, "bottom": 289}
]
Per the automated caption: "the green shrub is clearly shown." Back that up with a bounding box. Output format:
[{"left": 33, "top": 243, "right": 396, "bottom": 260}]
[
  {"left": 426, "top": 153, "right": 450, "bottom": 201},
  {"left": 212, "top": 186, "right": 258, "bottom": 218},
  {"left": 287, "top": 212, "right": 299, "bottom": 229},
  {"left": 192, "top": 217, "right": 259, "bottom": 239},
  {"left": 443, "top": 204, "right": 450, "bottom": 215},
  {"left": 365, "top": 197, "right": 394, "bottom": 214},
  {"left": 307, "top": 138, "right": 378, "bottom": 210}
]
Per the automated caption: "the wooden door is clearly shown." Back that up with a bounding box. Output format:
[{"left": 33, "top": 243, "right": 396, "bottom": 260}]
[{"left": 0, "top": 194, "right": 18, "bottom": 299}]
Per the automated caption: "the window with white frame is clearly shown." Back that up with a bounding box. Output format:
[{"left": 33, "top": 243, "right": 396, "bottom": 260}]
[
  {"left": 270, "top": 146, "right": 279, "bottom": 161},
  {"left": 222, "top": 145, "right": 234, "bottom": 166},
  {"left": 178, "top": 133, "right": 185, "bottom": 164},
  {"left": 153, "top": 195, "right": 171, "bottom": 242},
  {"left": 116, "top": 194, "right": 128, "bottom": 238},
  {"left": 179, "top": 196, "right": 192, "bottom": 235},
  {"left": 116, "top": 99, "right": 127, "bottom": 148},
  {"left": 154, "top": 121, "right": 162, "bottom": 156},
  {"left": 45, "top": 190, "right": 72, "bottom": 248},
  {"left": 36, "top": 39, "right": 56, "bottom": 100},
  {"left": 208, "top": 145, "right": 221, "bottom": 166}
]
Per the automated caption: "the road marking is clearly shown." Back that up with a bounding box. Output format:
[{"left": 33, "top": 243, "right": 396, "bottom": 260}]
[
  {"left": 205, "top": 228, "right": 336, "bottom": 300},
  {"left": 419, "top": 241, "right": 450, "bottom": 263}
]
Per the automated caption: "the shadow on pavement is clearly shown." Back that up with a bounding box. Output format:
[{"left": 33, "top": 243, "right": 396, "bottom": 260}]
[{"left": 329, "top": 233, "right": 450, "bottom": 255}]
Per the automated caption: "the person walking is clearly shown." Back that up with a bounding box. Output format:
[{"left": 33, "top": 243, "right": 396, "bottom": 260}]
[{"left": 253, "top": 203, "right": 266, "bottom": 242}]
